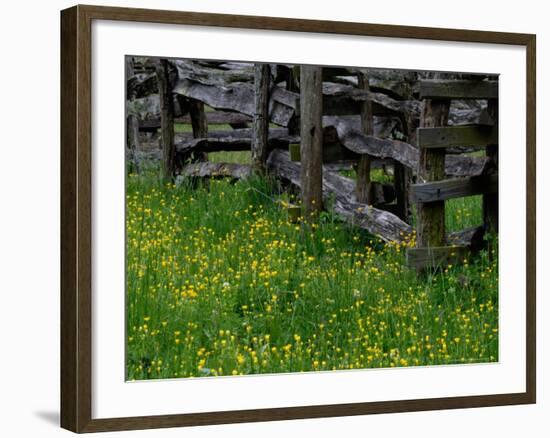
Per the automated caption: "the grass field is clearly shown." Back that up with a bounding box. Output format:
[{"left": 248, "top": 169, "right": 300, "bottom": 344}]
[{"left": 126, "top": 161, "right": 498, "bottom": 380}]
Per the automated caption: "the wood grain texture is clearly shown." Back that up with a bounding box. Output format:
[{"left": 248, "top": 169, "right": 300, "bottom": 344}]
[
  {"left": 419, "top": 79, "right": 498, "bottom": 100},
  {"left": 252, "top": 63, "right": 270, "bottom": 171},
  {"left": 417, "top": 124, "right": 498, "bottom": 149},
  {"left": 411, "top": 174, "right": 498, "bottom": 203},
  {"left": 139, "top": 112, "right": 251, "bottom": 131},
  {"left": 60, "top": 5, "right": 536, "bottom": 432},
  {"left": 61, "top": 5, "right": 93, "bottom": 432},
  {"left": 60, "top": 7, "right": 78, "bottom": 432},
  {"left": 416, "top": 99, "right": 450, "bottom": 248},
  {"left": 268, "top": 150, "right": 410, "bottom": 241},
  {"left": 299, "top": 65, "right": 324, "bottom": 218},
  {"left": 180, "top": 162, "right": 252, "bottom": 180},
  {"left": 525, "top": 34, "right": 536, "bottom": 404},
  {"left": 155, "top": 59, "right": 177, "bottom": 179}
]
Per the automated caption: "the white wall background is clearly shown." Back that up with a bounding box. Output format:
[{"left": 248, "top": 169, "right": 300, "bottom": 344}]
[{"left": 0, "top": 0, "right": 546, "bottom": 437}]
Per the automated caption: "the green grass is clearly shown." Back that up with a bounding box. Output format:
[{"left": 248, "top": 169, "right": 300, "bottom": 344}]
[
  {"left": 126, "top": 171, "right": 498, "bottom": 380},
  {"left": 209, "top": 151, "right": 251, "bottom": 164}
]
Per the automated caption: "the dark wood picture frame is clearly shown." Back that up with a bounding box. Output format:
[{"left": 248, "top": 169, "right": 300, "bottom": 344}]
[{"left": 61, "top": 4, "right": 536, "bottom": 433}]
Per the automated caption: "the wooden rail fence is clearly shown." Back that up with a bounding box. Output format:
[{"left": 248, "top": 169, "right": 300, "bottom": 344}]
[
  {"left": 126, "top": 57, "right": 498, "bottom": 264},
  {"left": 406, "top": 79, "right": 499, "bottom": 270}
]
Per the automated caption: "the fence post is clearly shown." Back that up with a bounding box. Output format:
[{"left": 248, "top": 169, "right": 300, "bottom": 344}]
[
  {"left": 155, "top": 58, "right": 176, "bottom": 181},
  {"left": 416, "top": 99, "right": 450, "bottom": 248},
  {"left": 287, "top": 66, "right": 300, "bottom": 136},
  {"left": 252, "top": 63, "right": 270, "bottom": 172},
  {"left": 300, "top": 65, "right": 323, "bottom": 219},
  {"left": 394, "top": 162, "right": 411, "bottom": 222},
  {"left": 483, "top": 98, "right": 499, "bottom": 233},
  {"left": 189, "top": 98, "right": 208, "bottom": 162},
  {"left": 356, "top": 71, "right": 373, "bottom": 204}
]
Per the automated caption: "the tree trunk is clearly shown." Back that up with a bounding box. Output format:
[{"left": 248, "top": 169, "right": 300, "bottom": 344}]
[
  {"left": 416, "top": 99, "right": 450, "bottom": 248},
  {"left": 155, "top": 59, "right": 176, "bottom": 180},
  {"left": 356, "top": 72, "right": 374, "bottom": 204},
  {"left": 252, "top": 63, "right": 270, "bottom": 172},
  {"left": 300, "top": 65, "right": 324, "bottom": 219}
]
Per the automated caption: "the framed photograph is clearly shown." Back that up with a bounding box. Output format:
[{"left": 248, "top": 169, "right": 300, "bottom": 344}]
[{"left": 60, "top": 4, "right": 536, "bottom": 433}]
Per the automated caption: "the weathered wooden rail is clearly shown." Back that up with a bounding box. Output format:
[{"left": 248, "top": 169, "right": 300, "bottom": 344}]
[
  {"left": 406, "top": 79, "right": 499, "bottom": 270},
  {"left": 126, "top": 57, "right": 497, "bottom": 256}
]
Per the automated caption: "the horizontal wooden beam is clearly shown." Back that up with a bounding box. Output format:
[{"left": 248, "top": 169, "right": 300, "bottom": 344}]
[
  {"left": 411, "top": 174, "right": 498, "bottom": 203},
  {"left": 406, "top": 245, "right": 469, "bottom": 270},
  {"left": 267, "top": 149, "right": 413, "bottom": 242},
  {"left": 417, "top": 124, "right": 498, "bottom": 149},
  {"left": 139, "top": 112, "right": 252, "bottom": 131},
  {"left": 180, "top": 162, "right": 252, "bottom": 179},
  {"left": 419, "top": 80, "right": 498, "bottom": 100}
]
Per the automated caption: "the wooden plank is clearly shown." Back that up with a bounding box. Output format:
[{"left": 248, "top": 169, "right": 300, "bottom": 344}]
[
  {"left": 406, "top": 245, "right": 469, "bottom": 270},
  {"left": 173, "top": 79, "right": 296, "bottom": 127},
  {"left": 447, "top": 225, "right": 486, "bottom": 252},
  {"left": 140, "top": 112, "right": 251, "bottom": 131},
  {"left": 180, "top": 162, "right": 252, "bottom": 179},
  {"left": 322, "top": 83, "right": 421, "bottom": 118},
  {"left": 300, "top": 65, "right": 324, "bottom": 218},
  {"left": 252, "top": 64, "right": 270, "bottom": 172},
  {"left": 416, "top": 99, "right": 450, "bottom": 248},
  {"left": 417, "top": 124, "right": 498, "bottom": 149},
  {"left": 323, "top": 116, "right": 488, "bottom": 177},
  {"left": 324, "top": 116, "right": 419, "bottom": 169},
  {"left": 175, "top": 129, "right": 299, "bottom": 155},
  {"left": 419, "top": 80, "right": 498, "bottom": 100},
  {"left": 267, "top": 150, "right": 412, "bottom": 243},
  {"left": 411, "top": 174, "right": 498, "bottom": 203},
  {"left": 154, "top": 59, "right": 176, "bottom": 180}
]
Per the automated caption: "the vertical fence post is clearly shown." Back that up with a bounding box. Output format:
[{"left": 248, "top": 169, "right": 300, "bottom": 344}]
[
  {"left": 394, "top": 162, "right": 411, "bottom": 222},
  {"left": 300, "top": 65, "right": 323, "bottom": 219},
  {"left": 127, "top": 114, "right": 140, "bottom": 173},
  {"left": 127, "top": 114, "right": 140, "bottom": 151},
  {"left": 189, "top": 98, "right": 208, "bottom": 162},
  {"left": 356, "top": 71, "right": 373, "bottom": 204},
  {"left": 483, "top": 98, "right": 499, "bottom": 233},
  {"left": 252, "top": 63, "right": 271, "bottom": 172},
  {"left": 155, "top": 58, "right": 176, "bottom": 181},
  {"left": 287, "top": 65, "right": 300, "bottom": 136},
  {"left": 416, "top": 99, "right": 450, "bottom": 248}
]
